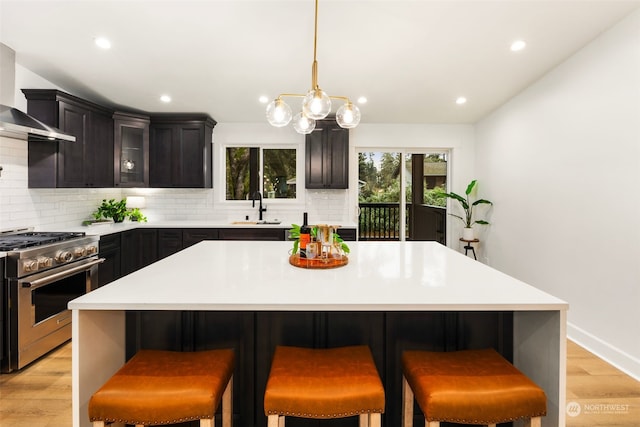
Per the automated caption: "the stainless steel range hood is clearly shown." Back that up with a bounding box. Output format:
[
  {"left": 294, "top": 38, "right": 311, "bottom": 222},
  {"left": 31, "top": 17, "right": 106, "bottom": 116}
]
[{"left": 0, "top": 104, "right": 76, "bottom": 142}]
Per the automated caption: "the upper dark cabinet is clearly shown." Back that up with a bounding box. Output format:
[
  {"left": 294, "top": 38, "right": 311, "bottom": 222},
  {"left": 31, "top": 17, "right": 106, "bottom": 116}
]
[
  {"left": 113, "top": 112, "right": 150, "bottom": 187},
  {"left": 305, "top": 119, "right": 349, "bottom": 189},
  {"left": 22, "top": 89, "right": 114, "bottom": 188},
  {"left": 149, "top": 114, "right": 216, "bottom": 188}
]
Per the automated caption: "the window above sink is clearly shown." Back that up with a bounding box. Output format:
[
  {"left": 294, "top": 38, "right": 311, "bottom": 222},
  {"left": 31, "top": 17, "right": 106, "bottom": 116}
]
[{"left": 225, "top": 146, "right": 299, "bottom": 202}]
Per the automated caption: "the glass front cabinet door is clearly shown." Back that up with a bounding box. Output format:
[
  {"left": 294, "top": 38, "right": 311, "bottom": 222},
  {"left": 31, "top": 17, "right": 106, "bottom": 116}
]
[{"left": 114, "top": 112, "right": 150, "bottom": 187}]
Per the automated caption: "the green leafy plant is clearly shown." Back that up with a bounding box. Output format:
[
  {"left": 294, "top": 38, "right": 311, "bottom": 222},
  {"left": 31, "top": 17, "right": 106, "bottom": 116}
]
[
  {"left": 92, "top": 198, "right": 147, "bottom": 223},
  {"left": 128, "top": 208, "right": 148, "bottom": 222},
  {"left": 436, "top": 180, "right": 492, "bottom": 228},
  {"left": 289, "top": 224, "right": 350, "bottom": 255}
]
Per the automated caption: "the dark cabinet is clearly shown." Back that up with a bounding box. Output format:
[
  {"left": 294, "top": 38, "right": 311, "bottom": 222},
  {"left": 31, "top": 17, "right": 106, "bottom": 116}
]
[
  {"left": 218, "top": 228, "right": 285, "bottom": 241},
  {"left": 182, "top": 228, "right": 219, "bottom": 248},
  {"left": 0, "top": 257, "right": 4, "bottom": 366},
  {"left": 22, "top": 89, "right": 114, "bottom": 188},
  {"left": 98, "top": 233, "right": 122, "bottom": 287},
  {"left": 305, "top": 119, "right": 349, "bottom": 189},
  {"left": 336, "top": 227, "right": 356, "bottom": 241},
  {"left": 114, "top": 112, "right": 150, "bottom": 187},
  {"left": 149, "top": 114, "right": 216, "bottom": 188},
  {"left": 158, "top": 229, "right": 183, "bottom": 260},
  {"left": 121, "top": 229, "right": 158, "bottom": 276}
]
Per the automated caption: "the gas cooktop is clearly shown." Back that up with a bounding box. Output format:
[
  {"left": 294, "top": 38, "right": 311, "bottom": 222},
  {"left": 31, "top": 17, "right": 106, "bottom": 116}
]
[{"left": 0, "top": 231, "right": 86, "bottom": 251}]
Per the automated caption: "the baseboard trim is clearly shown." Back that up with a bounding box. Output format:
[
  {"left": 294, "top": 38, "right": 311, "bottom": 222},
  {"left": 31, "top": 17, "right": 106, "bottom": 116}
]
[{"left": 568, "top": 322, "right": 640, "bottom": 381}]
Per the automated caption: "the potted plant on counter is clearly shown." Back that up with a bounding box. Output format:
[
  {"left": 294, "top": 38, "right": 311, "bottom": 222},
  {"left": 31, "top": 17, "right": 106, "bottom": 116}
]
[
  {"left": 91, "top": 198, "right": 147, "bottom": 223},
  {"left": 437, "top": 180, "right": 492, "bottom": 240}
]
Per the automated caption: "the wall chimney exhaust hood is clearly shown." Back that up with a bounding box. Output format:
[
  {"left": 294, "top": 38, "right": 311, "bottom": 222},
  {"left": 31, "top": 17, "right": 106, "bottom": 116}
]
[{"left": 0, "top": 104, "right": 76, "bottom": 142}]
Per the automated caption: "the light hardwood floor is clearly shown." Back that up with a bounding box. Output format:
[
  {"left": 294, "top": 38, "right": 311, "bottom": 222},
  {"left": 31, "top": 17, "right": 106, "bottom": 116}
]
[{"left": 1, "top": 340, "right": 639, "bottom": 426}]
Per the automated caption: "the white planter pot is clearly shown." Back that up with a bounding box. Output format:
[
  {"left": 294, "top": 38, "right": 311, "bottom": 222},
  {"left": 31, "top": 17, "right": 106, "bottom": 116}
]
[{"left": 462, "top": 227, "right": 475, "bottom": 241}]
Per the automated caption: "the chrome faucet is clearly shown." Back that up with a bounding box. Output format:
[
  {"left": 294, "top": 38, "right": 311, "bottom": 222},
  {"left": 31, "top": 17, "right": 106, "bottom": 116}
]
[{"left": 252, "top": 191, "right": 267, "bottom": 220}]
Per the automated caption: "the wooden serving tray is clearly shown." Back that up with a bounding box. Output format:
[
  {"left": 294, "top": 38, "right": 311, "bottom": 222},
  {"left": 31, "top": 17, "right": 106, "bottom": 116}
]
[{"left": 289, "top": 254, "right": 349, "bottom": 269}]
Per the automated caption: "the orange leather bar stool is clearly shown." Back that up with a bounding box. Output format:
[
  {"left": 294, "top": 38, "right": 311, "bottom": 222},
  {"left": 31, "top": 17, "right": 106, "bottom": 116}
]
[
  {"left": 264, "top": 345, "right": 385, "bottom": 427},
  {"left": 402, "top": 349, "right": 546, "bottom": 427},
  {"left": 89, "top": 349, "right": 234, "bottom": 427}
]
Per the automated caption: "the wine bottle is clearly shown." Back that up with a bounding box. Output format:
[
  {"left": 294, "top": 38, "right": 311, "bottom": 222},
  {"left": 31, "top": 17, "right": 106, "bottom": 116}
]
[{"left": 299, "top": 212, "right": 311, "bottom": 258}]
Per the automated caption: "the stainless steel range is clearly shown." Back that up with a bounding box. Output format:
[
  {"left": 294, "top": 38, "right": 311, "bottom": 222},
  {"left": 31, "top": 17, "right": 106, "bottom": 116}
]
[{"left": 1, "top": 230, "right": 103, "bottom": 372}]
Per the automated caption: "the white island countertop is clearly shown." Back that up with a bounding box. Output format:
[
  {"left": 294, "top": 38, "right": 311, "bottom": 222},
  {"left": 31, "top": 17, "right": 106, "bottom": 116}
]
[
  {"left": 70, "top": 241, "right": 567, "bottom": 311},
  {"left": 70, "top": 241, "right": 568, "bottom": 427}
]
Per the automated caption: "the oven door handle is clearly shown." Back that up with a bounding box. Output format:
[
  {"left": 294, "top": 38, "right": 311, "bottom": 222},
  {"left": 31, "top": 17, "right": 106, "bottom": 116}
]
[{"left": 21, "top": 258, "right": 105, "bottom": 289}]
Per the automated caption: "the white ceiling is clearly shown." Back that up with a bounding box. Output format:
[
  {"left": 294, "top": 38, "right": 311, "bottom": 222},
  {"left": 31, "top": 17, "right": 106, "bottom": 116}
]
[{"left": 1, "top": 0, "right": 639, "bottom": 124}]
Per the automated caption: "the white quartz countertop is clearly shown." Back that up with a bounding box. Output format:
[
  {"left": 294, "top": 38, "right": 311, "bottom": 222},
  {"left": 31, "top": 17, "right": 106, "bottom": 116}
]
[{"left": 70, "top": 241, "right": 568, "bottom": 312}]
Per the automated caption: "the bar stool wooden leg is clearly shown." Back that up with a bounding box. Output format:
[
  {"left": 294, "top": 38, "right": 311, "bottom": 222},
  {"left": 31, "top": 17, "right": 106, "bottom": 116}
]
[
  {"left": 222, "top": 375, "right": 233, "bottom": 427},
  {"left": 359, "top": 412, "right": 381, "bottom": 427},
  {"left": 92, "top": 422, "right": 105, "bottom": 427},
  {"left": 200, "top": 419, "right": 214, "bottom": 427},
  {"left": 525, "top": 417, "right": 542, "bottom": 427},
  {"left": 268, "top": 414, "right": 285, "bottom": 427},
  {"left": 426, "top": 422, "right": 439, "bottom": 427},
  {"left": 402, "top": 375, "right": 414, "bottom": 427}
]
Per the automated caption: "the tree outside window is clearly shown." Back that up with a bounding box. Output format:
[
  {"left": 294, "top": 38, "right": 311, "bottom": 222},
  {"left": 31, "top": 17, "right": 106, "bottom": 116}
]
[{"left": 226, "top": 147, "right": 296, "bottom": 200}]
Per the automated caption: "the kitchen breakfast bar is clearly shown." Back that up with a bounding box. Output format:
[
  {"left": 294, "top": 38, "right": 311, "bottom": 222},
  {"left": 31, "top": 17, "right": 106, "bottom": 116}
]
[{"left": 69, "top": 241, "right": 568, "bottom": 427}]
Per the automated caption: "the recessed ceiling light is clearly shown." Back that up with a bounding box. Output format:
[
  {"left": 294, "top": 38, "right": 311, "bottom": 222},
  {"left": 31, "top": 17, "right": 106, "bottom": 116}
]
[
  {"left": 259, "top": 96, "right": 269, "bottom": 104},
  {"left": 357, "top": 96, "right": 367, "bottom": 104},
  {"left": 160, "top": 95, "right": 171, "bottom": 103},
  {"left": 510, "top": 40, "right": 526, "bottom": 52},
  {"left": 455, "top": 97, "right": 467, "bottom": 105},
  {"left": 94, "top": 37, "right": 111, "bottom": 49}
]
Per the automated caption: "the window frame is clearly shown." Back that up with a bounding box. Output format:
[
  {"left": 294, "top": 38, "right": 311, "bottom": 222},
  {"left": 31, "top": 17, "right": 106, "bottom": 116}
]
[{"left": 218, "top": 143, "right": 304, "bottom": 207}]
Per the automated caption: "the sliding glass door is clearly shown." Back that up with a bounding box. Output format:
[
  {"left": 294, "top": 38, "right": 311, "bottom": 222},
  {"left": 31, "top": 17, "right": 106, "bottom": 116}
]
[{"left": 358, "top": 150, "right": 447, "bottom": 242}]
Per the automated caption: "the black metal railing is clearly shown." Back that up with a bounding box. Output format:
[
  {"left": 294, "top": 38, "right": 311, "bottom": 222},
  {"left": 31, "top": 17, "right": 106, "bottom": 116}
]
[
  {"left": 358, "top": 203, "right": 401, "bottom": 240},
  {"left": 358, "top": 203, "right": 446, "bottom": 243}
]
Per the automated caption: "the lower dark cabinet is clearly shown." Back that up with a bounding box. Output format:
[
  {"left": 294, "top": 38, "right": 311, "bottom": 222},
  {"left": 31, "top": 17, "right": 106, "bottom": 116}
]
[
  {"left": 158, "top": 229, "right": 183, "bottom": 259},
  {"left": 121, "top": 229, "right": 158, "bottom": 276},
  {"left": 336, "top": 227, "right": 356, "bottom": 241},
  {"left": 98, "top": 233, "right": 121, "bottom": 287},
  {"left": 218, "top": 228, "right": 285, "bottom": 241},
  {"left": 183, "top": 228, "right": 219, "bottom": 248},
  {"left": 0, "top": 258, "right": 4, "bottom": 366}
]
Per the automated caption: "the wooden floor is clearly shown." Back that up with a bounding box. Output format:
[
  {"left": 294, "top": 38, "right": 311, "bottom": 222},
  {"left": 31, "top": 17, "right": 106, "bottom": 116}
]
[{"left": 1, "top": 340, "right": 639, "bottom": 426}]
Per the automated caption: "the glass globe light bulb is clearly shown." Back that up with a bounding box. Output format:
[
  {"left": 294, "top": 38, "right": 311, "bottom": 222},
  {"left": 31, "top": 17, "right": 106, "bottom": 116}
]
[
  {"left": 302, "top": 89, "right": 331, "bottom": 120},
  {"left": 336, "top": 102, "right": 361, "bottom": 129},
  {"left": 266, "top": 99, "right": 292, "bottom": 127},
  {"left": 292, "top": 112, "right": 316, "bottom": 134}
]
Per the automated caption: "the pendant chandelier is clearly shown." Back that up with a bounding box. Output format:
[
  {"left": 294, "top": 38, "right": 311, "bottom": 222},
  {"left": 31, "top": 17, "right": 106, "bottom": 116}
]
[{"left": 265, "top": 0, "right": 361, "bottom": 134}]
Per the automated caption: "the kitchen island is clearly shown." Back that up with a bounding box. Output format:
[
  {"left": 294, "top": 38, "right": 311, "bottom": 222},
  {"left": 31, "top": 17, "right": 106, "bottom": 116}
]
[{"left": 69, "top": 241, "right": 568, "bottom": 427}]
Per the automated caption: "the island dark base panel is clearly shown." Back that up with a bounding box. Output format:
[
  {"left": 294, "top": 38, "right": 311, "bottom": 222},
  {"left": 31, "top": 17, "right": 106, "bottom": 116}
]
[{"left": 125, "top": 311, "right": 514, "bottom": 427}]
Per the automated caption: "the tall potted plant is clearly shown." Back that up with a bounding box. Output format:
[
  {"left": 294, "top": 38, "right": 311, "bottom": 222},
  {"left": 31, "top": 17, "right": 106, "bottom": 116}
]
[{"left": 437, "top": 180, "right": 492, "bottom": 240}]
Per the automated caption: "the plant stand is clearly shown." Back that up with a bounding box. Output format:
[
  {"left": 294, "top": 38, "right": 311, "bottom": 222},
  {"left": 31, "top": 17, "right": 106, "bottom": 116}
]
[{"left": 459, "top": 238, "right": 479, "bottom": 260}]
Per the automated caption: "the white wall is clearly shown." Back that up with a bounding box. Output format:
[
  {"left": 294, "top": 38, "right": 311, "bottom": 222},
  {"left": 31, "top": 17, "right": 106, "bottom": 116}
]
[{"left": 475, "top": 10, "right": 640, "bottom": 379}]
